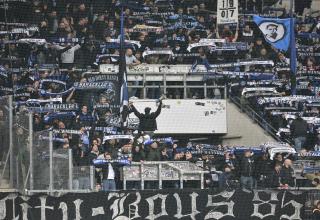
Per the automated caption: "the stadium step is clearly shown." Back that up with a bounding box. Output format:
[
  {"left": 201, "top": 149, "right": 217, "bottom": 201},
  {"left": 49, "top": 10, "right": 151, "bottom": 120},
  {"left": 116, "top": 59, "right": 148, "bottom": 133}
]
[
  {"left": 0, "top": 162, "right": 10, "bottom": 189},
  {"left": 222, "top": 100, "right": 276, "bottom": 146},
  {"left": 0, "top": 179, "right": 10, "bottom": 188}
]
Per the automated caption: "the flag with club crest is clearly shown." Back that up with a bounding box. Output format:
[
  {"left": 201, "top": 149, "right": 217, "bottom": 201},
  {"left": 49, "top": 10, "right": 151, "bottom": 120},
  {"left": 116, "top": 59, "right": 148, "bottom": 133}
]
[{"left": 253, "top": 15, "right": 297, "bottom": 93}]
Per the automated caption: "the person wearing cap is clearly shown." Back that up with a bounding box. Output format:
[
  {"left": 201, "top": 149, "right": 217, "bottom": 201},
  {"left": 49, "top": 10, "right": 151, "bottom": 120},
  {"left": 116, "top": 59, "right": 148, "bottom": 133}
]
[{"left": 239, "top": 149, "right": 255, "bottom": 190}]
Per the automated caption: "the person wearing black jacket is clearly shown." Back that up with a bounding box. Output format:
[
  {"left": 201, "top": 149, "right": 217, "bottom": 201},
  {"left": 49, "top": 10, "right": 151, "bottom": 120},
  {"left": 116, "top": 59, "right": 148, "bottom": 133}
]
[
  {"left": 219, "top": 165, "right": 236, "bottom": 190},
  {"left": 239, "top": 150, "right": 255, "bottom": 190},
  {"left": 132, "top": 145, "right": 145, "bottom": 162},
  {"left": 266, "top": 164, "right": 282, "bottom": 188},
  {"left": 217, "top": 152, "right": 237, "bottom": 174},
  {"left": 87, "top": 144, "right": 100, "bottom": 186},
  {"left": 73, "top": 149, "right": 91, "bottom": 190},
  {"left": 290, "top": 116, "right": 309, "bottom": 151},
  {"left": 280, "top": 159, "right": 295, "bottom": 187},
  {"left": 160, "top": 147, "right": 171, "bottom": 161},
  {"left": 130, "top": 100, "right": 162, "bottom": 133},
  {"left": 254, "top": 153, "right": 271, "bottom": 187}
]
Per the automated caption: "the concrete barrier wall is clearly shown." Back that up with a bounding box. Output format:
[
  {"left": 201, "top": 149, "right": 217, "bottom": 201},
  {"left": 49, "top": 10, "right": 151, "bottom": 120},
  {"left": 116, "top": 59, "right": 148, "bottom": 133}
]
[{"left": 223, "top": 101, "right": 275, "bottom": 146}]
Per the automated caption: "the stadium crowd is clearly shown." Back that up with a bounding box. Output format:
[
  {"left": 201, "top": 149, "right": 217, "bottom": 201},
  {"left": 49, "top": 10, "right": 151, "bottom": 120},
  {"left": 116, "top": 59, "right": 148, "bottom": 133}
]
[{"left": 0, "top": 0, "right": 320, "bottom": 193}]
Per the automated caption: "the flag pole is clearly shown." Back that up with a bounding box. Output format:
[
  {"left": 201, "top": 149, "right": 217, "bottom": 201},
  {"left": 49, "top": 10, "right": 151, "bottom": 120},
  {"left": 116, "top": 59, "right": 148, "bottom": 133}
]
[
  {"left": 289, "top": 0, "right": 296, "bottom": 95},
  {"left": 120, "top": 3, "right": 125, "bottom": 54},
  {"left": 120, "top": 2, "right": 125, "bottom": 127},
  {"left": 119, "top": 1, "right": 129, "bottom": 130},
  {"left": 118, "top": 0, "right": 125, "bottom": 68}
]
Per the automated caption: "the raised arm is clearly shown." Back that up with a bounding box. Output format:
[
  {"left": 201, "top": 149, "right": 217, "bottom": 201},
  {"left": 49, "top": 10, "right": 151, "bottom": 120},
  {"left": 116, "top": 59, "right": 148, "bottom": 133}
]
[
  {"left": 154, "top": 101, "right": 162, "bottom": 118},
  {"left": 232, "top": 26, "right": 239, "bottom": 42},
  {"left": 131, "top": 104, "right": 142, "bottom": 118},
  {"left": 52, "top": 44, "right": 72, "bottom": 54}
]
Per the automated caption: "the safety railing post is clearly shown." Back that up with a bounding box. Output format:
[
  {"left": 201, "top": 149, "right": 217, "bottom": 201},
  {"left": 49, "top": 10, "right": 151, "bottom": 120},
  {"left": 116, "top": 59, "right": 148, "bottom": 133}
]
[
  {"left": 183, "top": 73, "right": 187, "bottom": 99},
  {"left": 200, "top": 173, "right": 204, "bottom": 189},
  {"left": 140, "top": 163, "right": 144, "bottom": 190},
  {"left": 68, "top": 148, "right": 73, "bottom": 190},
  {"left": 158, "top": 163, "right": 162, "bottom": 189},
  {"left": 15, "top": 157, "right": 19, "bottom": 190},
  {"left": 123, "top": 167, "right": 127, "bottom": 190},
  {"left": 49, "top": 131, "right": 53, "bottom": 193},
  {"left": 204, "top": 82, "right": 207, "bottom": 98},
  {"left": 143, "top": 73, "right": 147, "bottom": 98},
  {"left": 29, "top": 112, "right": 33, "bottom": 191},
  {"left": 90, "top": 166, "right": 94, "bottom": 191},
  {"left": 179, "top": 171, "right": 183, "bottom": 189},
  {"left": 9, "top": 95, "right": 13, "bottom": 187},
  {"left": 224, "top": 85, "right": 228, "bottom": 99}
]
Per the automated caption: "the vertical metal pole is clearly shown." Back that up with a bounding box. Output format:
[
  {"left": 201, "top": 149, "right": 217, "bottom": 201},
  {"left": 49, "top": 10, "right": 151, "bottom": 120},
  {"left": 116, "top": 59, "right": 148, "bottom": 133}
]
[
  {"left": 123, "top": 176, "right": 127, "bottom": 190},
  {"left": 200, "top": 173, "right": 204, "bottom": 189},
  {"left": 16, "top": 157, "right": 19, "bottom": 190},
  {"left": 224, "top": 85, "right": 228, "bottom": 100},
  {"left": 143, "top": 73, "right": 147, "bottom": 98},
  {"left": 9, "top": 95, "right": 13, "bottom": 187},
  {"left": 140, "top": 163, "right": 144, "bottom": 190},
  {"left": 90, "top": 166, "right": 94, "bottom": 191},
  {"left": 49, "top": 131, "right": 53, "bottom": 192},
  {"left": 68, "top": 148, "right": 73, "bottom": 190},
  {"left": 29, "top": 112, "right": 33, "bottom": 190},
  {"left": 290, "top": 0, "right": 294, "bottom": 16},
  {"left": 179, "top": 172, "right": 183, "bottom": 189},
  {"left": 158, "top": 164, "right": 162, "bottom": 189},
  {"left": 204, "top": 83, "right": 207, "bottom": 98},
  {"left": 183, "top": 73, "right": 187, "bottom": 98},
  {"left": 163, "top": 73, "right": 167, "bottom": 96}
]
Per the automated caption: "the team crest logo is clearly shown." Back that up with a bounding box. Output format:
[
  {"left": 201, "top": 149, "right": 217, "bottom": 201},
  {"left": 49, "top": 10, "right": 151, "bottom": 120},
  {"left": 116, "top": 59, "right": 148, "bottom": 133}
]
[{"left": 258, "top": 22, "right": 286, "bottom": 43}]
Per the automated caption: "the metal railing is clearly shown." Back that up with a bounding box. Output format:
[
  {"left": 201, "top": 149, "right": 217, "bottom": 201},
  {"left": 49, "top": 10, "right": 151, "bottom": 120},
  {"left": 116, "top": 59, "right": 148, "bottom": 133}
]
[
  {"left": 0, "top": 106, "right": 96, "bottom": 194},
  {"left": 126, "top": 72, "right": 227, "bottom": 99},
  {"left": 27, "top": 130, "right": 95, "bottom": 194},
  {"left": 229, "top": 95, "right": 293, "bottom": 144},
  {"left": 5, "top": 66, "right": 228, "bottom": 100},
  {"left": 82, "top": 70, "right": 227, "bottom": 99},
  {"left": 0, "top": 96, "right": 21, "bottom": 190},
  {"left": 122, "top": 161, "right": 209, "bottom": 190}
]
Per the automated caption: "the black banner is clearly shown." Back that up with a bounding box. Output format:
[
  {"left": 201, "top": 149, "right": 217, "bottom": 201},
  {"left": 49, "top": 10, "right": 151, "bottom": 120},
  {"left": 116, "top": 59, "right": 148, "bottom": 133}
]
[{"left": 0, "top": 189, "right": 306, "bottom": 219}]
